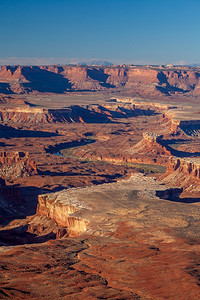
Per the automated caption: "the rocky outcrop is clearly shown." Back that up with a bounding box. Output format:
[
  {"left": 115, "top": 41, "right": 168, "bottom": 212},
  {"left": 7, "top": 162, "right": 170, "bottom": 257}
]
[
  {"left": 156, "top": 187, "right": 183, "bottom": 200},
  {"left": 161, "top": 111, "right": 200, "bottom": 136},
  {"left": 0, "top": 151, "right": 37, "bottom": 180},
  {"left": 167, "top": 156, "right": 200, "bottom": 180},
  {"left": 124, "top": 132, "right": 171, "bottom": 165},
  {"left": 142, "top": 132, "right": 163, "bottom": 143},
  {"left": 0, "top": 103, "right": 152, "bottom": 124},
  {"left": 0, "top": 95, "right": 28, "bottom": 106},
  {"left": 70, "top": 131, "right": 171, "bottom": 167},
  {"left": 1, "top": 65, "right": 200, "bottom": 96},
  {"left": 163, "top": 157, "right": 200, "bottom": 193},
  {"left": 0, "top": 107, "right": 73, "bottom": 124},
  {"left": 37, "top": 192, "right": 89, "bottom": 236},
  {"left": 0, "top": 65, "right": 27, "bottom": 81}
]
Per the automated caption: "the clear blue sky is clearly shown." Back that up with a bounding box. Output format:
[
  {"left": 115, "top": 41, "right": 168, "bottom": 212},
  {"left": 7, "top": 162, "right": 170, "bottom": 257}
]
[{"left": 0, "top": 0, "right": 200, "bottom": 65}]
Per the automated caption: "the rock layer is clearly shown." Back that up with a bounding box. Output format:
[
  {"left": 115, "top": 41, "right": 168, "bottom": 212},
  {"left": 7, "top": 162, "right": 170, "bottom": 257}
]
[
  {"left": 74, "top": 131, "right": 171, "bottom": 166},
  {"left": 0, "top": 103, "right": 152, "bottom": 124},
  {"left": 1, "top": 65, "right": 200, "bottom": 96},
  {"left": 163, "top": 156, "right": 200, "bottom": 193},
  {"left": 167, "top": 156, "right": 200, "bottom": 180},
  {"left": 37, "top": 192, "right": 89, "bottom": 236},
  {"left": 0, "top": 151, "right": 37, "bottom": 180},
  {"left": 30, "top": 173, "right": 200, "bottom": 299}
]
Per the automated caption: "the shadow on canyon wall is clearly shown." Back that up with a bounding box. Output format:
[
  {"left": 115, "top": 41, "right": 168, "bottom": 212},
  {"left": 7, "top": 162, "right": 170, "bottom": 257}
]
[
  {"left": 87, "top": 68, "right": 116, "bottom": 88},
  {"left": 0, "top": 125, "right": 59, "bottom": 139},
  {"left": 0, "top": 186, "right": 42, "bottom": 226},
  {"left": 156, "top": 72, "right": 189, "bottom": 95},
  {"left": 21, "top": 66, "right": 72, "bottom": 93},
  {"left": 160, "top": 139, "right": 200, "bottom": 157},
  {"left": 156, "top": 188, "right": 200, "bottom": 203},
  {"left": 69, "top": 105, "right": 157, "bottom": 123},
  {"left": 46, "top": 138, "right": 96, "bottom": 154},
  {"left": 0, "top": 224, "right": 56, "bottom": 246},
  {"left": 0, "top": 83, "right": 14, "bottom": 94}
]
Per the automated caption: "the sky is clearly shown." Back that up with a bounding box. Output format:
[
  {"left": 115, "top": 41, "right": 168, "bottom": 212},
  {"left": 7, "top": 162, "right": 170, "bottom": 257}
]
[{"left": 0, "top": 0, "right": 200, "bottom": 65}]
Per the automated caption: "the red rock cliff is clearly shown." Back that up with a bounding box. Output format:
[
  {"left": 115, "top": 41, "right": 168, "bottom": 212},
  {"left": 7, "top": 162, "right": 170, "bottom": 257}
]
[
  {"left": 37, "top": 191, "right": 89, "bottom": 236},
  {"left": 1, "top": 65, "right": 200, "bottom": 96},
  {"left": 0, "top": 151, "right": 37, "bottom": 180},
  {"left": 167, "top": 156, "right": 200, "bottom": 180},
  {"left": 163, "top": 156, "right": 200, "bottom": 194}
]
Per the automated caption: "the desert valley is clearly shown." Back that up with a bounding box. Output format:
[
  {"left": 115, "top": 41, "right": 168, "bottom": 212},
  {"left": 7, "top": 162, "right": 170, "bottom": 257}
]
[{"left": 0, "top": 64, "right": 200, "bottom": 299}]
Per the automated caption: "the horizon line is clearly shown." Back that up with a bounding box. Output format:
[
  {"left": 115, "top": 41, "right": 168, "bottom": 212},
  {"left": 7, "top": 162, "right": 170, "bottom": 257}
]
[{"left": 0, "top": 57, "right": 198, "bottom": 67}]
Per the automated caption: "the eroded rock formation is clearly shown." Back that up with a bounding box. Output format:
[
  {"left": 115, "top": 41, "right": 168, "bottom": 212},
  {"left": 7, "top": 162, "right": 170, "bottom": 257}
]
[
  {"left": 1, "top": 65, "right": 200, "bottom": 299},
  {"left": 0, "top": 103, "right": 153, "bottom": 124},
  {"left": 0, "top": 107, "right": 72, "bottom": 124},
  {"left": 156, "top": 187, "right": 183, "bottom": 200},
  {"left": 0, "top": 151, "right": 37, "bottom": 180},
  {"left": 162, "top": 112, "right": 200, "bottom": 136},
  {"left": 37, "top": 192, "right": 89, "bottom": 236},
  {"left": 142, "top": 132, "right": 163, "bottom": 143},
  {"left": 167, "top": 156, "right": 200, "bottom": 179},
  {"left": 163, "top": 156, "right": 200, "bottom": 194},
  {"left": 1, "top": 65, "right": 200, "bottom": 96}
]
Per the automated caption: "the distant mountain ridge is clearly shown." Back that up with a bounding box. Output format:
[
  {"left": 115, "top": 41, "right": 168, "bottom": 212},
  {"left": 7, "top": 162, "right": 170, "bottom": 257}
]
[
  {"left": 78, "top": 60, "right": 113, "bottom": 66},
  {"left": 186, "top": 63, "right": 200, "bottom": 67}
]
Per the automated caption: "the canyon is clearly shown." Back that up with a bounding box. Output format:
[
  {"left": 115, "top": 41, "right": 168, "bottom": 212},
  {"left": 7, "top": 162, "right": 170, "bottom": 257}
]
[
  {"left": 1, "top": 64, "right": 200, "bottom": 97},
  {"left": 0, "top": 64, "right": 200, "bottom": 299}
]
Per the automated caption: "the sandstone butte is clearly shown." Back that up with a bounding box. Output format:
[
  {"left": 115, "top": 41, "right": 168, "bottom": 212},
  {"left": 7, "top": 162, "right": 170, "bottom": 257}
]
[{"left": 0, "top": 64, "right": 200, "bottom": 299}]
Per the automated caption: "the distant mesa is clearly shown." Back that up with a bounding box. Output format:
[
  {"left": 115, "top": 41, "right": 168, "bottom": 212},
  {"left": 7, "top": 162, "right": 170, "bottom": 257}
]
[{"left": 1, "top": 64, "right": 200, "bottom": 97}]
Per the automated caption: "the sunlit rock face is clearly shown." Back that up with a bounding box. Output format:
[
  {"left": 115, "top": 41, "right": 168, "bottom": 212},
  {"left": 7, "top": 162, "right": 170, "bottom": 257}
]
[
  {"left": 0, "top": 104, "right": 138, "bottom": 124},
  {"left": 167, "top": 156, "right": 200, "bottom": 180},
  {"left": 163, "top": 156, "right": 200, "bottom": 194},
  {"left": 37, "top": 192, "right": 89, "bottom": 236},
  {"left": 142, "top": 132, "right": 163, "bottom": 143},
  {"left": 1, "top": 65, "right": 200, "bottom": 96}
]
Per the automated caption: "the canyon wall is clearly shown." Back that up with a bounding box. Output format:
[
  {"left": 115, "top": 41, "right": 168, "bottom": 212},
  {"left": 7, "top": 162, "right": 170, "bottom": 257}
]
[
  {"left": 0, "top": 176, "right": 23, "bottom": 224},
  {"left": 1, "top": 97, "right": 195, "bottom": 135},
  {"left": 0, "top": 151, "right": 37, "bottom": 180},
  {"left": 34, "top": 156, "right": 200, "bottom": 235},
  {"left": 0, "top": 65, "right": 200, "bottom": 96},
  {"left": 37, "top": 192, "right": 89, "bottom": 236},
  {"left": 163, "top": 156, "right": 200, "bottom": 193},
  {"left": 0, "top": 107, "right": 72, "bottom": 124},
  {"left": 161, "top": 110, "right": 200, "bottom": 135},
  {"left": 74, "top": 132, "right": 171, "bottom": 166},
  {"left": 167, "top": 156, "right": 200, "bottom": 180},
  {"left": 0, "top": 103, "right": 150, "bottom": 124},
  {"left": 125, "top": 132, "right": 171, "bottom": 165}
]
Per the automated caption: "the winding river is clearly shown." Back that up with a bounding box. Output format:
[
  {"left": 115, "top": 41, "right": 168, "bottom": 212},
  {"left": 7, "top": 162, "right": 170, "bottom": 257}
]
[{"left": 49, "top": 138, "right": 166, "bottom": 174}]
